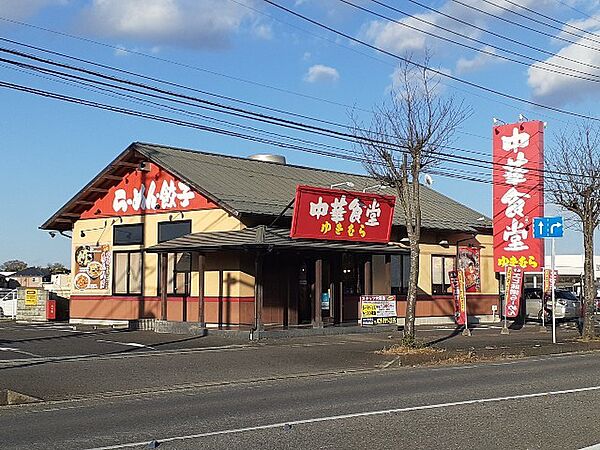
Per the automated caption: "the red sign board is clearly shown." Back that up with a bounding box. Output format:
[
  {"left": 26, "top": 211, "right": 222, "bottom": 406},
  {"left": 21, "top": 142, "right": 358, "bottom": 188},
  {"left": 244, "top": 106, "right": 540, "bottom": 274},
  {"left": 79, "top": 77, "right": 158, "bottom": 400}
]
[
  {"left": 81, "top": 162, "right": 216, "bottom": 219},
  {"left": 493, "top": 121, "right": 545, "bottom": 272},
  {"left": 449, "top": 270, "right": 467, "bottom": 325},
  {"left": 505, "top": 266, "right": 524, "bottom": 318},
  {"left": 290, "top": 185, "right": 395, "bottom": 243}
]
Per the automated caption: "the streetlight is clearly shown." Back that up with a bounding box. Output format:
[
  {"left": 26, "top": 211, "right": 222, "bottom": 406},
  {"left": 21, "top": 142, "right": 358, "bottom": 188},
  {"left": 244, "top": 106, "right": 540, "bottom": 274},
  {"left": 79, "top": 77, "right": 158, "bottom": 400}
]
[
  {"left": 362, "top": 184, "right": 386, "bottom": 193},
  {"left": 330, "top": 181, "right": 355, "bottom": 189}
]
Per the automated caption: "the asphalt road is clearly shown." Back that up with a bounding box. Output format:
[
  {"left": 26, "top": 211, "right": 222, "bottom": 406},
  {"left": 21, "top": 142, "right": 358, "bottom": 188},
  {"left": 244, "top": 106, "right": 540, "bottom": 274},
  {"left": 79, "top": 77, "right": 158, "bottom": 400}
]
[{"left": 2, "top": 348, "right": 600, "bottom": 449}]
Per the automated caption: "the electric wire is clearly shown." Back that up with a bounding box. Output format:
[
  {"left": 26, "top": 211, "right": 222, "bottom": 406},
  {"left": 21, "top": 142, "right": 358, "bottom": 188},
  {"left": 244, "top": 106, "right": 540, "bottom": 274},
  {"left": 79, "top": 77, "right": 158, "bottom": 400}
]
[
  {"left": 340, "top": 0, "right": 600, "bottom": 84},
  {"left": 262, "top": 0, "right": 600, "bottom": 123}
]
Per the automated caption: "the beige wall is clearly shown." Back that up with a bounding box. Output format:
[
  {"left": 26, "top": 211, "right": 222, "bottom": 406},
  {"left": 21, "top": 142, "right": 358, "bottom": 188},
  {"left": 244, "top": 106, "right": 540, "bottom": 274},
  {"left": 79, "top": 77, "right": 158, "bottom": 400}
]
[
  {"left": 71, "top": 208, "right": 250, "bottom": 298},
  {"left": 376, "top": 233, "right": 498, "bottom": 296}
]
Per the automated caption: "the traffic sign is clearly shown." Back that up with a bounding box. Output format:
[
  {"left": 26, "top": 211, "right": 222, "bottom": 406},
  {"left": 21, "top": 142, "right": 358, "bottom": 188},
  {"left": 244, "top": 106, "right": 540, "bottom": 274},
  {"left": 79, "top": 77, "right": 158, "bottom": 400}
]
[{"left": 533, "top": 216, "right": 564, "bottom": 238}]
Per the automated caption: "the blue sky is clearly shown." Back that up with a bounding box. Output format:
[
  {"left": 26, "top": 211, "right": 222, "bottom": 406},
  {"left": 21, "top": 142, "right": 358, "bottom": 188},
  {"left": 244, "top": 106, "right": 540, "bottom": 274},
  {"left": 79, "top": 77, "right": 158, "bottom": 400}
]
[{"left": 0, "top": 0, "right": 599, "bottom": 267}]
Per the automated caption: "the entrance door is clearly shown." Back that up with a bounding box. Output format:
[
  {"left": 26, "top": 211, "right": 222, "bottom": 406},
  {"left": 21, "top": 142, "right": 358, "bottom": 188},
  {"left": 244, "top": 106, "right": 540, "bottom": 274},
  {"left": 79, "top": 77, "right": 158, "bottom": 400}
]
[{"left": 298, "top": 260, "right": 313, "bottom": 324}]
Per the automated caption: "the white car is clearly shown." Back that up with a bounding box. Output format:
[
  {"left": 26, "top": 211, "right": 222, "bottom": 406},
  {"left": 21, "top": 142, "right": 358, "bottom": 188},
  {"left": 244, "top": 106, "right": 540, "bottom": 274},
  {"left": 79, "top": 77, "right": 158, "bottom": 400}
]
[{"left": 0, "top": 289, "right": 17, "bottom": 318}]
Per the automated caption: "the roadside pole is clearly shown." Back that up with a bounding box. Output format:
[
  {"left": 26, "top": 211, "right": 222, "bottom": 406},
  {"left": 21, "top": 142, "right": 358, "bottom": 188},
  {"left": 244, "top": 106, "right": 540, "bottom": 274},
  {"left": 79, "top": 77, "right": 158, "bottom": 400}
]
[
  {"left": 552, "top": 237, "right": 556, "bottom": 344},
  {"left": 501, "top": 266, "right": 510, "bottom": 335}
]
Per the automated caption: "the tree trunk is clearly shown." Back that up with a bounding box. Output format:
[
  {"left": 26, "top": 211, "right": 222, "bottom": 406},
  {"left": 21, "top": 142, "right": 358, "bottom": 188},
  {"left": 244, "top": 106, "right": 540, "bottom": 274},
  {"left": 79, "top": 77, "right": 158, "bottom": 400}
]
[
  {"left": 581, "top": 220, "right": 596, "bottom": 339},
  {"left": 404, "top": 239, "right": 420, "bottom": 342}
]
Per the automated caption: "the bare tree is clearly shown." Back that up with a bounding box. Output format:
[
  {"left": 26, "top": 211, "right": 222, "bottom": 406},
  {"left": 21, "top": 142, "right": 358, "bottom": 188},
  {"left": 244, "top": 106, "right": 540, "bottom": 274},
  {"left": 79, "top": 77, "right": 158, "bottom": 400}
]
[
  {"left": 546, "top": 122, "right": 600, "bottom": 340},
  {"left": 351, "top": 58, "right": 471, "bottom": 345}
]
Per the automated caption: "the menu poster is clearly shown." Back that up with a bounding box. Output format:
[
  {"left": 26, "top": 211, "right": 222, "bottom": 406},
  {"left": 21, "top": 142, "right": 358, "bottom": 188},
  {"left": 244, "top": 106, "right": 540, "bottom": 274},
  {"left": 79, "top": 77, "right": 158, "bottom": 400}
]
[{"left": 73, "top": 244, "right": 111, "bottom": 291}]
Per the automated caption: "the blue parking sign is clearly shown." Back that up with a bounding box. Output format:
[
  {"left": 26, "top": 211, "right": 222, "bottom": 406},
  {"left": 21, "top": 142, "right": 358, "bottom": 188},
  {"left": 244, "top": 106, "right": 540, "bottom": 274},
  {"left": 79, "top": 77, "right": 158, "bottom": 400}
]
[{"left": 533, "top": 217, "right": 564, "bottom": 238}]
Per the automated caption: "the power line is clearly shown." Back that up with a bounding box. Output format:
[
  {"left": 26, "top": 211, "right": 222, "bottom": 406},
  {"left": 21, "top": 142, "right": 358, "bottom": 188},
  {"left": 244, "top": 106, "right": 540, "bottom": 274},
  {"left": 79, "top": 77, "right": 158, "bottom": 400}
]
[
  {"left": 1, "top": 43, "right": 592, "bottom": 185},
  {"left": 450, "top": 0, "right": 600, "bottom": 54},
  {"left": 0, "top": 15, "right": 370, "bottom": 115},
  {"left": 339, "top": 0, "right": 600, "bottom": 87},
  {"left": 262, "top": 0, "right": 600, "bottom": 122},
  {"left": 340, "top": 0, "right": 600, "bottom": 85},
  {"left": 0, "top": 44, "right": 500, "bottom": 167},
  {"left": 399, "top": 0, "right": 600, "bottom": 75},
  {"left": 0, "top": 37, "right": 495, "bottom": 158},
  {"left": 479, "top": 0, "right": 600, "bottom": 46}
]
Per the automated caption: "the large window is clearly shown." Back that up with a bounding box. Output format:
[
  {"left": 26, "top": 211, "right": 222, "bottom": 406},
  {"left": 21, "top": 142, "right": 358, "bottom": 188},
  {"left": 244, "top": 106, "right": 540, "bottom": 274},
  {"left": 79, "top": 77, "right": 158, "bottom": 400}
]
[
  {"left": 431, "top": 255, "right": 455, "bottom": 295},
  {"left": 158, "top": 252, "right": 192, "bottom": 296},
  {"left": 158, "top": 220, "right": 191, "bottom": 243},
  {"left": 157, "top": 220, "right": 193, "bottom": 296},
  {"left": 391, "top": 254, "right": 410, "bottom": 295},
  {"left": 113, "top": 251, "right": 143, "bottom": 295},
  {"left": 114, "top": 224, "right": 143, "bottom": 246}
]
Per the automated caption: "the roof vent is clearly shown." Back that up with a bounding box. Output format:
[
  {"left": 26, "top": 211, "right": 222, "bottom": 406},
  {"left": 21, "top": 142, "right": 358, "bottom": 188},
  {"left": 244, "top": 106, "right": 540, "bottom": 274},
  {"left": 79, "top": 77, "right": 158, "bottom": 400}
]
[{"left": 248, "top": 154, "right": 286, "bottom": 164}]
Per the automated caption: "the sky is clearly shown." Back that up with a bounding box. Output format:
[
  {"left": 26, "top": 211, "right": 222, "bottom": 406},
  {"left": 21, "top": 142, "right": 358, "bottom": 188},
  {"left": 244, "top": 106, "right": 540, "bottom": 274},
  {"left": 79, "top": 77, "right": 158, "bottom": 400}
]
[{"left": 0, "top": 0, "right": 600, "bottom": 267}]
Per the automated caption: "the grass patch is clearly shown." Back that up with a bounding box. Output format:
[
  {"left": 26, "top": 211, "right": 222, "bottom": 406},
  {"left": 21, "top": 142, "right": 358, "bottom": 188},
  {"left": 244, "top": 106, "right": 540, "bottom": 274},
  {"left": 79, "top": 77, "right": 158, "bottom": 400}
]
[{"left": 378, "top": 344, "right": 445, "bottom": 356}]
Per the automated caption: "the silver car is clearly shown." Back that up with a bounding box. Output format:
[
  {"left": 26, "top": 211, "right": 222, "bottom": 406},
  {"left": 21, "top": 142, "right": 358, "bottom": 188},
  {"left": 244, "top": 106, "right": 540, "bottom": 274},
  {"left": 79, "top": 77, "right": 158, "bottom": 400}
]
[{"left": 524, "top": 288, "right": 581, "bottom": 321}]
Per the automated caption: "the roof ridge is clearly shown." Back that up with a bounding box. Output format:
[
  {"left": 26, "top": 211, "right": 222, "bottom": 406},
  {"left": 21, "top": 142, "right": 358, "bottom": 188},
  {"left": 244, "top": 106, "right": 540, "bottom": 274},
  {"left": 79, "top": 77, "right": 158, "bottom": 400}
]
[{"left": 134, "top": 141, "right": 378, "bottom": 180}]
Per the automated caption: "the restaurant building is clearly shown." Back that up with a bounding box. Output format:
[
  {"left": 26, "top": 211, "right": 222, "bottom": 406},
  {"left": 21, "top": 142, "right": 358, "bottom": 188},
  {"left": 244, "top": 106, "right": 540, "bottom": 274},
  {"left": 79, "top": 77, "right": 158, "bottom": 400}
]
[{"left": 41, "top": 142, "right": 498, "bottom": 331}]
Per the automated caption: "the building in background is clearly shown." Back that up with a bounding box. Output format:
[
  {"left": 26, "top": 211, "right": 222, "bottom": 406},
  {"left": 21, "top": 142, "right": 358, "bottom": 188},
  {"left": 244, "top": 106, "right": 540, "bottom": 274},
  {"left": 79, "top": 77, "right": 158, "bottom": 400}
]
[{"left": 41, "top": 142, "right": 497, "bottom": 330}]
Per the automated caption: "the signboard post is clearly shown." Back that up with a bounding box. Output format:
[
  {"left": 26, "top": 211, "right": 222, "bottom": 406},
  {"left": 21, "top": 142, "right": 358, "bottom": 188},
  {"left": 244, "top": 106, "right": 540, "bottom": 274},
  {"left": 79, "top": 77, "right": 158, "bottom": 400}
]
[{"left": 533, "top": 216, "right": 564, "bottom": 344}]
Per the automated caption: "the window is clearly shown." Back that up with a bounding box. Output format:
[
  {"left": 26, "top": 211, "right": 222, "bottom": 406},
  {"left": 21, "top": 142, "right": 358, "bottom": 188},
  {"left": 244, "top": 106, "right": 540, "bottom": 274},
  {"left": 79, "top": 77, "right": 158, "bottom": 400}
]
[
  {"left": 158, "top": 220, "right": 191, "bottom": 243},
  {"left": 114, "top": 224, "right": 143, "bottom": 246},
  {"left": 158, "top": 252, "right": 192, "bottom": 296},
  {"left": 431, "top": 255, "right": 455, "bottom": 295},
  {"left": 391, "top": 254, "right": 410, "bottom": 295},
  {"left": 113, "top": 251, "right": 143, "bottom": 295},
  {"left": 157, "top": 221, "right": 193, "bottom": 296}
]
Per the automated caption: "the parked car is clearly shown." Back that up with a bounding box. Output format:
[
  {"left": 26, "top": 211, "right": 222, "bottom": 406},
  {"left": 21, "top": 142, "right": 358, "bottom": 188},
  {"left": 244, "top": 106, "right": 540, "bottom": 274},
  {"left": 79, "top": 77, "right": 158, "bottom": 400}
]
[
  {"left": 524, "top": 288, "right": 581, "bottom": 321},
  {"left": 0, "top": 289, "right": 17, "bottom": 318}
]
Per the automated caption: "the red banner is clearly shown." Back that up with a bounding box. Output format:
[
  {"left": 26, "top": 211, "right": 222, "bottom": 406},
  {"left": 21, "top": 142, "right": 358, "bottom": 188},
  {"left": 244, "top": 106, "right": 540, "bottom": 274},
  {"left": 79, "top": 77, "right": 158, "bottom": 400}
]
[
  {"left": 504, "top": 266, "right": 524, "bottom": 318},
  {"left": 81, "top": 162, "right": 216, "bottom": 219},
  {"left": 543, "top": 268, "right": 558, "bottom": 298},
  {"left": 493, "top": 121, "right": 545, "bottom": 272},
  {"left": 457, "top": 246, "right": 481, "bottom": 292},
  {"left": 290, "top": 185, "right": 395, "bottom": 243},
  {"left": 449, "top": 270, "right": 467, "bottom": 325}
]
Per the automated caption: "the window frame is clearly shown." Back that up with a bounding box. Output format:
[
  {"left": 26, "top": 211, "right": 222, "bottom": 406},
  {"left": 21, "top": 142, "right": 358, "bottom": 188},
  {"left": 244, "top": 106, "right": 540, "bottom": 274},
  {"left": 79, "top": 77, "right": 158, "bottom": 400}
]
[
  {"left": 431, "top": 254, "right": 456, "bottom": 296},
  {"left": 391, "top": 253, "right": 411, "bottom": 296},
  {"left": 157, "top": 220, "right": 192, "bottom": 243},
  {"left": 112, "top": 250, "right": 144, "bottom": 296},
  {"left": 113, "top": 223, "right": 144, "bottom": 246},
  {"left": 157, "top": 251, "right": 192, "bottom": 297}
]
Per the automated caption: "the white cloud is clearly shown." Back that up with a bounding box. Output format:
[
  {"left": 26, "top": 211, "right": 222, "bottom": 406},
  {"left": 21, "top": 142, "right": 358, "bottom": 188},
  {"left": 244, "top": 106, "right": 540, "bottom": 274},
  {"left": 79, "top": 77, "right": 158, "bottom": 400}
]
[
  {"left": 455, "top": 46, "right": 497, "bottom": 74},
  {"left": 304, "top": 64, "right": 340, "bottom": 83},
  {"left": 252, "top": 23, "right": 272, "bottom": 40},
  {"left": 79, "top": 0, "right": 263, "bottom": 50},
  {"left": 360, "top": 0, "right": 551, "bottom": 66},
  {"left": 0, "top": 0, "right": 65, "bottom": 20},
  {"left": 389, "top": 63, "right": 450, "bottom": 96},
  {"left": 528, "top": 36, "right": 600, "bottom": 106},
  {"left": 114, "top": 45, "right": 128, "bottom": 57}
]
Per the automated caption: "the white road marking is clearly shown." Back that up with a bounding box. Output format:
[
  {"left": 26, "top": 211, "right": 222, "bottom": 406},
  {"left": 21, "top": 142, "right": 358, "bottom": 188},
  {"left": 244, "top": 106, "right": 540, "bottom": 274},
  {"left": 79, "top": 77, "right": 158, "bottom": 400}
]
[
  {"left": 0, "top": 346, "right": 40, "bottom": 357},
  {"left": 580, "top": 444, "right": 600, "bottom": 450},
  {"left": 96, "top": 340, "right": 156, "bottom": 350},
  {"left": 85, "top": 383, "right": 600, "bottom": 450}
]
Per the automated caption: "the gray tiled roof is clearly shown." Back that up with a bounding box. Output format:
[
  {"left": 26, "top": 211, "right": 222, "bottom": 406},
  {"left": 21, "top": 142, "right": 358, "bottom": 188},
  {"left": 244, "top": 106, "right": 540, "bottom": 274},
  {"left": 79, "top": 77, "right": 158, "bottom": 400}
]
[
  {"left": 135, "top": 143, "right": 491, "bottom": 232},
  {"left": 147, "top": 226, "right": 408, "bottom": 254}
]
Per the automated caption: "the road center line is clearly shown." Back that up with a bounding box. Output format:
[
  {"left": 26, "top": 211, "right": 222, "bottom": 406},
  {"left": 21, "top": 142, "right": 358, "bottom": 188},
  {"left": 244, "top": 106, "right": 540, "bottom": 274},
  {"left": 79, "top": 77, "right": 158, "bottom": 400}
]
[{"left": 85, "top": 384, "right": 600, "bottom": 450}]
